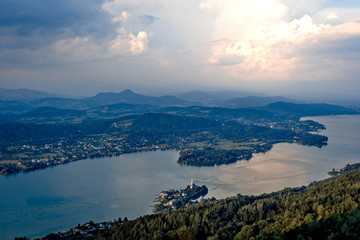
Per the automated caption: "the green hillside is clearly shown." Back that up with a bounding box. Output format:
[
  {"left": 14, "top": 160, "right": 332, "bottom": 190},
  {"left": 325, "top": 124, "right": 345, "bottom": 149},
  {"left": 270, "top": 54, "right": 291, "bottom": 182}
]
[{"left": 87, "top": 171, "right": 360, "bottom": 240}]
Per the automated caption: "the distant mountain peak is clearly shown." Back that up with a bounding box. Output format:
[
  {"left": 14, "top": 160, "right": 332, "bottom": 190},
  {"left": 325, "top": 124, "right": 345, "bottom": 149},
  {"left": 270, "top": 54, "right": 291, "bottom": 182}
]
[
  {"left": 121, "top": 89, "right": 135, "bottom": 94},
  {"left": 119, "top": 89, "right": 139, "bottom": 97},
  {"left": 95, "top": 89, "right": 138, "bottom": 97}
]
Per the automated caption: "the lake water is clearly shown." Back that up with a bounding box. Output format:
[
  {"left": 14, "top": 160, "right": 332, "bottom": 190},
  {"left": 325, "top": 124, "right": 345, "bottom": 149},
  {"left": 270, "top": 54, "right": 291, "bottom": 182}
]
[{"left": 0, "top": 115, "right": 359, "bottom": 239}]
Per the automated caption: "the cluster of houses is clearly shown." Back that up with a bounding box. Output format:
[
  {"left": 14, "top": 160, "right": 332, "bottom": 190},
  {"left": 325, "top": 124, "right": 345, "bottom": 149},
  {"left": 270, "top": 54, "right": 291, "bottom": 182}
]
[
  {"left": 41, "top": 220, "right": 124, "bottom": 239},
  {"left": 0, "top": 133, "right": 190, "bottom": 175},
  {"left": 154, "top": 180, "right": 208, "bottom": 212},
  {"left": 235, "top": 117, "right": 322, "bottom": 133}
]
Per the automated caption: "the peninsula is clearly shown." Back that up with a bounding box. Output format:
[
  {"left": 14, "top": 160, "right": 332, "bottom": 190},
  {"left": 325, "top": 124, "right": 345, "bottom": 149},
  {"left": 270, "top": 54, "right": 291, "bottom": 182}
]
[{"left": 153, "top": 181, "right": 210, "bottom": 213}]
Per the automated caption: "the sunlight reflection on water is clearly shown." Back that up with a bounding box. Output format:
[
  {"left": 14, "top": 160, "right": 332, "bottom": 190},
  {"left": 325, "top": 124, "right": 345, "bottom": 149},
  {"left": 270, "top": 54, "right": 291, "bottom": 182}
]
[{"left": 0, "top": 115, "right": 359, "bottom": 239}]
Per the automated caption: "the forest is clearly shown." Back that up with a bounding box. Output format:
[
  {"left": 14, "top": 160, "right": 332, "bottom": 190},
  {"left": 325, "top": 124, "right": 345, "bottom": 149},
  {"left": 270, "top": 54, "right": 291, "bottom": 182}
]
[
  {"left": 178, "top": 148, "right": 253, "bottom": 166},
  {"left": 0, "top": 111, "right": 329, "bottom": 175},
  {"left": 40, "top": 166, "right": 360, "bottom": 240}
]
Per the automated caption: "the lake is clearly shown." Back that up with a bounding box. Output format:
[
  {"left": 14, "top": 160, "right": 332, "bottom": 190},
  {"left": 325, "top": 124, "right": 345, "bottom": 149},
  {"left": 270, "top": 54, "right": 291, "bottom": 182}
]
[{"left": 0, "top": 115, "right": 359, "bottom": 239}]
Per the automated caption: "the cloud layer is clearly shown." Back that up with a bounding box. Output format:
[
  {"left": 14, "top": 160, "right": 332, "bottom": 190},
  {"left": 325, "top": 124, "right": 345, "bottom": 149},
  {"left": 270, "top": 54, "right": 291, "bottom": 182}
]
[
  {"left": 1, "top": 0, "right": 360, "bottom": 95},
  {"left": 200, "top": 0, "right": 360, "bottom": 83}
]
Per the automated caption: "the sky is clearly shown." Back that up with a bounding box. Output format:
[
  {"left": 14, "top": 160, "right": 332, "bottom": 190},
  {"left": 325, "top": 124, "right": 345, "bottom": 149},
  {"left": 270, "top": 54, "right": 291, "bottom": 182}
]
[{"left": 1, "top": 0, "right": 360, "bottom": 97}]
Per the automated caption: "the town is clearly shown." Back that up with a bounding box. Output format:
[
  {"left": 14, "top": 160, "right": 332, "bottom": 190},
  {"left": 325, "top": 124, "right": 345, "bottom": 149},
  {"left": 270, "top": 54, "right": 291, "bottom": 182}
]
[
  {"left": 0, "top": 133, "right": 184, "bottom": 175},
  {"left": 153, "top": 181, "right": 210, "bottom": 213},
  {"left": 0, "top": 114, "right": 327, "bottom": 175},
  {"left": 328, "top": 163, "right": 360, "bottom": 177}
]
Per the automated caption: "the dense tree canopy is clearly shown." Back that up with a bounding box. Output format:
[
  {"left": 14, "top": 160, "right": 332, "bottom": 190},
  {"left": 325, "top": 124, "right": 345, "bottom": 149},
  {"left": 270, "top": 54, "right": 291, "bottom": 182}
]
[{"left": 76, "top": 171, "right": 360, "bottom": 240}]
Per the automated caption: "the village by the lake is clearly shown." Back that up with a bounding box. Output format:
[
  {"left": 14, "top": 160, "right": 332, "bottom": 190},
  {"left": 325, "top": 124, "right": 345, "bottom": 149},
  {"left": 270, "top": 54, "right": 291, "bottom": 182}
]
[{"left": 153, "top": 180, "right": 212, "bottom": 213}]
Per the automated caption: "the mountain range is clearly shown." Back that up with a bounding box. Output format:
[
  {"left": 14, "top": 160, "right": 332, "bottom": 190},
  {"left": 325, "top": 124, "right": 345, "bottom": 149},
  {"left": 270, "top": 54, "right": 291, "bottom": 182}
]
[
  {"left": 0, "top": 88, "right": 358, "bottom": 121},
  {"left": 0, "top": 88, "right": 293, "bottom": 114}
]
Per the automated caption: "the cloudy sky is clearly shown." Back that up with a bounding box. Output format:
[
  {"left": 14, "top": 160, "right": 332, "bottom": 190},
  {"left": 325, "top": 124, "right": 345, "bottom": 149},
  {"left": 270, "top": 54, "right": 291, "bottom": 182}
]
[{"left": 1, "top": 0, "right": 360, "bottom": 96}]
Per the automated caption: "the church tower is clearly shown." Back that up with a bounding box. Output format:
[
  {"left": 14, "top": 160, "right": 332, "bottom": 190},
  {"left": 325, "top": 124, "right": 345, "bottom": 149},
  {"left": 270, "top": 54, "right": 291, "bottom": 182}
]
[{"left": 190, "top": 180, "right": 194, "bottom": 189}]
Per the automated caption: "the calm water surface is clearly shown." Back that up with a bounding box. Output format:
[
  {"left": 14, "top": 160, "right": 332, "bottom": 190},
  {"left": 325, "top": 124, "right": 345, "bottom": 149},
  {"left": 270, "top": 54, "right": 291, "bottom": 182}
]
[{"left": 0, "top": 115, "right": 359, "bottom": 239}]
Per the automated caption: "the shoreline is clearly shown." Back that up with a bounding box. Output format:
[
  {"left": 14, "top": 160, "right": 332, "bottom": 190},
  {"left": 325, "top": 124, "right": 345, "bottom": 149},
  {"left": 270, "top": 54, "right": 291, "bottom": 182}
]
[
  {"left": 2, "top": 115, "right": 359, "bottom": 239},
  {"left": 32, "top": 161, "right": 360, "bottom": 240}
]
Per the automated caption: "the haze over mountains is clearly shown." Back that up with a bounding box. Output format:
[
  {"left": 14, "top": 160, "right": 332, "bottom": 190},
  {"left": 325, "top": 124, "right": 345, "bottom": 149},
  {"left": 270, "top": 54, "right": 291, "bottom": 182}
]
[
  {"left": 0, "top": 88, "right": 55, "bottom": 101},
  {"left": 0, "top": 88, "right": 359, "bottom": 239},
  {"left": 0, "top": 87, "right": 358, "bottom": 124},
  {"left": 0, "top": 88, "right": 294, "bottom": 113}
]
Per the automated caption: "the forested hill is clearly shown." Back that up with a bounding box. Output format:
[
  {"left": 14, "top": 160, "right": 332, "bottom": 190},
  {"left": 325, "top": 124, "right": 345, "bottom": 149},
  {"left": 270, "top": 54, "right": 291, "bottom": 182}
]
[
  {"left": 63, "top": 170, "right": 360, "bottom": 240},
  {"left": 1, "top": 88, "right": 359, "bottom": 119},
  {"left": 263, "top": 102, "right": 356, "bottom": 116}
]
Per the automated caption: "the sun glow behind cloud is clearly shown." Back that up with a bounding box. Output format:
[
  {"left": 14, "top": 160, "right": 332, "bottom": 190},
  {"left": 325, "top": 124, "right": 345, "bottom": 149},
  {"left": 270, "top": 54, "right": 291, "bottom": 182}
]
[{"left": 199, "top": 0, "right": 360, "bottom": 82}]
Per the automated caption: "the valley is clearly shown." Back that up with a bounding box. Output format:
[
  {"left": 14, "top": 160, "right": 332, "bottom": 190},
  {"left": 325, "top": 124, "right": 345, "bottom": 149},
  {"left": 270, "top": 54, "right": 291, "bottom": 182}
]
[{"left": 0, "top": 88, "right": 359, "bottom": 239}]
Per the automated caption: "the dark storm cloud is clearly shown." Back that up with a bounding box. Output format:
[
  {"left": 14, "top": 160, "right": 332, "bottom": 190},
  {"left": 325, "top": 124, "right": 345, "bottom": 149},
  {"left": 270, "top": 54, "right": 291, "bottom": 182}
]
[{"left": 0, "top": 0, "right": 116, "bottom": 49}]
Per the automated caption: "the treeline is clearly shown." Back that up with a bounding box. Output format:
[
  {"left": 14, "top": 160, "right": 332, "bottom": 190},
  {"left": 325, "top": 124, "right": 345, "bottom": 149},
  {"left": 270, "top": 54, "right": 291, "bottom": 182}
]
[
  {"left": 0, "top": 112, "right": 328, "bottom": 168},
  {"left": 329, "top": 163, "right": 360, "bottom": 176},
  {"left": 128, "top": 113, "right": 220, "bottom": 137},
  {"left": 0, "top": 123, "right": 78, "bottom": 144},
  {"left": 160, "top": 106, "right": 279, "bottom": 121},
  {"left": 0, "top": 112, "right": 320, "bottom": 145},
  {"left": 84, "top": 171, "right": 360, "bottom": 240},
  {"left": 264, "top": 102, "right": 357, "bottom": 117},
  {"left": 125, "top": 114, "right": 328, "bottom": 150},
  {"left": 216, "top": 123, "right": 327, "bottom": 146},
  {"left": 162, "top": 103, "right": 358, "bottom": 121},
  {"left": 178, "top": 148, "right": 252, "bottom": 166},
  {"left": 0, "top": 121, "right": 114, "bottom": 145},
  {"left": 0, "top": 113, "right": 220, "bottom": 145},
  {"left": 0, "top": 104, "right": 333, "bottom": 147},
  {"left": 296, "top": 132, "right": 328, "bottom": 147}
]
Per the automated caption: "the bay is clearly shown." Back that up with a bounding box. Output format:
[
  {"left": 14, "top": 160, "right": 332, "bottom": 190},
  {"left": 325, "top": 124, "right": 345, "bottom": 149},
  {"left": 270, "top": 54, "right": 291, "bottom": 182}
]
[{"left": 0, "top": 115, "right": 359, "bottom": 239}]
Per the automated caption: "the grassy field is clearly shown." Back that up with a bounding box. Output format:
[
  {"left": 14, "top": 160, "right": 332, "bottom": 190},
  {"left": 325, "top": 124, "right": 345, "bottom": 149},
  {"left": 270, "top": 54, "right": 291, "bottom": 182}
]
[
  {"left": 37, "top": 153, "right": 57, "bottom": 158},
  {"left": 0, "top": 160, "right": 19, "bottom": 164},
  {"left": 189, "top": 142, "right": 208, "bottom": 148},
  {"left": 0, "top": 160, "right": 28, "bottom": 170},
  {"left": 213, "top": 140, "right": 253, "bottom": 150}
]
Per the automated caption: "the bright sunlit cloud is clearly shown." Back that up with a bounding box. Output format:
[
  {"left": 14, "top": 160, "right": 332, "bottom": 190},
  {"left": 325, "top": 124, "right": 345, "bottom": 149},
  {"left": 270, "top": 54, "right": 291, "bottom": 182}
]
[{"left": 200, "top": 0, "right": 360, "bottom": 82}]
